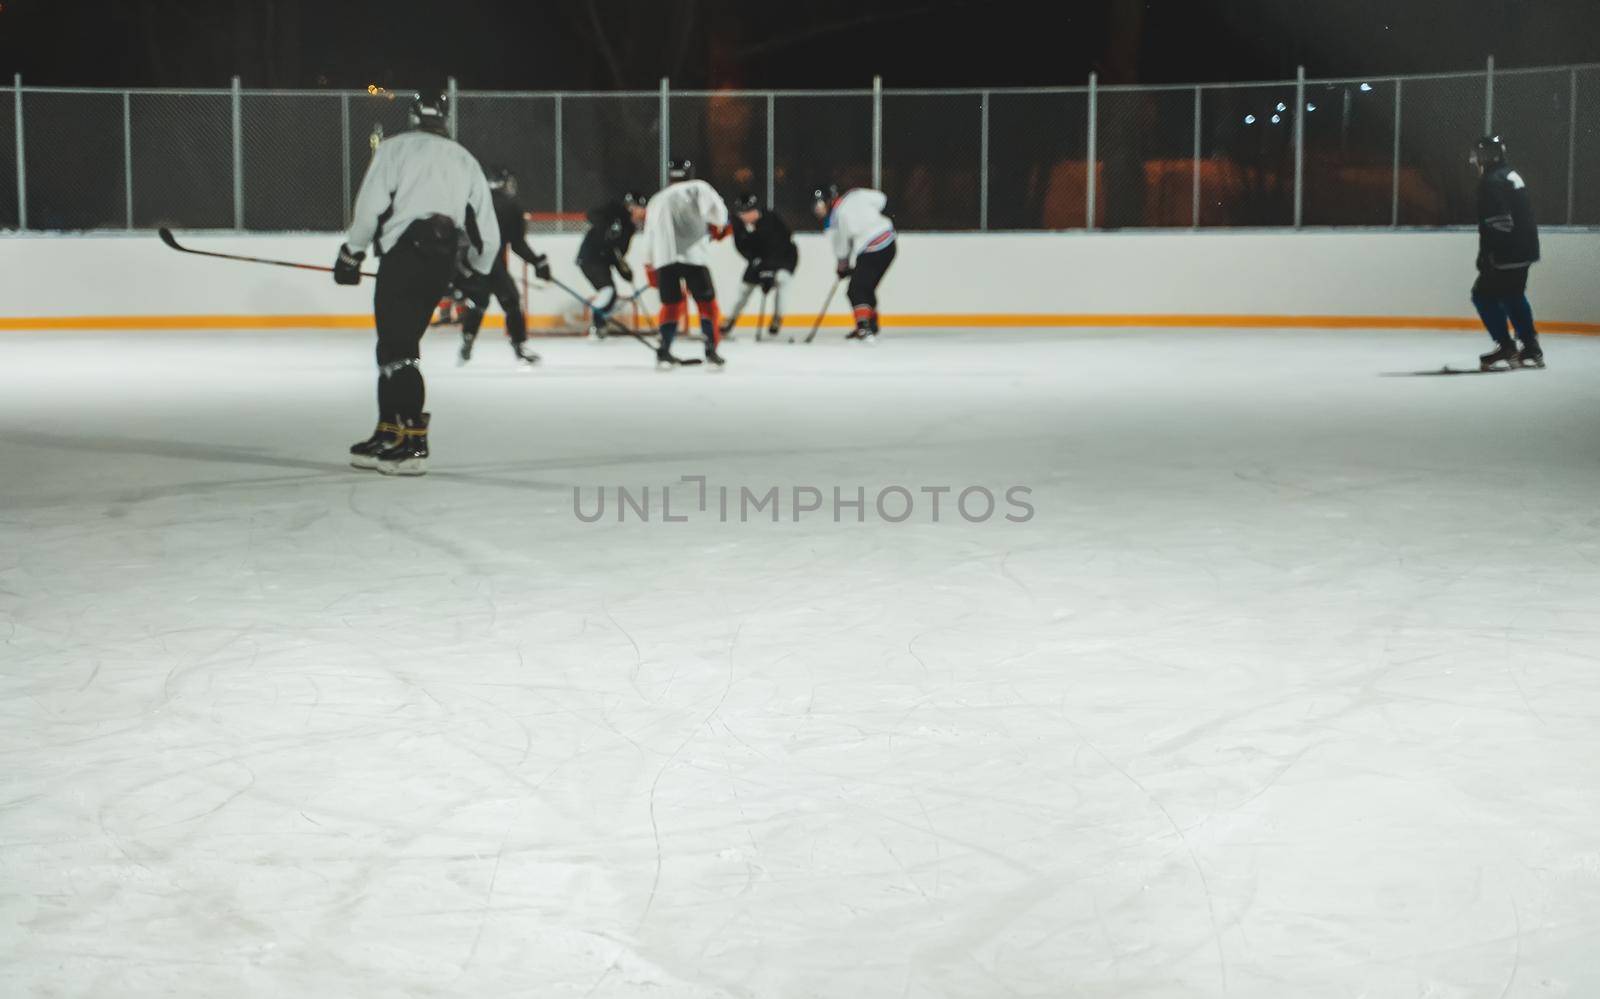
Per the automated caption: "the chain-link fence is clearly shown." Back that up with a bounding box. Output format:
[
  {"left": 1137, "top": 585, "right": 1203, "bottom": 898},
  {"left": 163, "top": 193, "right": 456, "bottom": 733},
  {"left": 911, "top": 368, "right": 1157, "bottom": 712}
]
[
  {"left": 1578, "top": 67, "right": 1600, "bottom": 225},
  {"left": 4, "top": 62, "right": 1597, "bottom": 234},
  {"left": 1, "top": 87, "right": 16, "bottom": 229}
]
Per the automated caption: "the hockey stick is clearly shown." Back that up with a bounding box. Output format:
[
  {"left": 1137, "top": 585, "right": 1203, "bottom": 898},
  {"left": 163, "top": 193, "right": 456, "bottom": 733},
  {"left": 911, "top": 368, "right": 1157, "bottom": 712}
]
[
  {"left": 802, "top": 277, "right": 844, "bottom": 343},
  {"left": 157, "top": 228, "right": 377, "bottom": 278},
  {"left": 614, "top": 277, "right": 709, "bottom": 366},
  {"left": 549, "top": 275, "right": 702, "bottom": 366}
]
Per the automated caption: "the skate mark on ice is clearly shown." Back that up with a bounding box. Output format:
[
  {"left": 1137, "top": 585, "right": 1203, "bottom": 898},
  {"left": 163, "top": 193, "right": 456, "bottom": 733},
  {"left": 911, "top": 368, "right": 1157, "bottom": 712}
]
[
  {"left": 998, "top": 549, "right": 1037, "bottom": 604},
  {"left": 599, "top": 597, "right": 650, "bottom": 704},
  {"left": 1060, "top": 713, "right": 1230, "bottom": 994},
  {"left": 1500, "top": 620, "right": 1548, "bottom": 727},
  {"left": 1496, "top": 891, "right": 1522, "bottom": 999},
  {"left": 458, "top": 825, "right": 511, "bottom": 977},
  {"left": 638, "top": 622, "right": 743, "bottom": 931},
  {"left": 77, "top": 658, "right": 103, "bottom": 693}
]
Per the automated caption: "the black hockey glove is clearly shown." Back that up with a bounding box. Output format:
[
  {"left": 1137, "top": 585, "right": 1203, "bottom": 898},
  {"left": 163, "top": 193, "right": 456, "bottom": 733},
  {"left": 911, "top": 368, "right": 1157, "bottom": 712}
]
[
  {"left": 457, "top": 270, "right": 492, "bottom": 312},
  {"left": 532, "top": 253, "right": 553, "bottom": 282},
  {"left": 758, "top": 270, "right": 776, "bottom": 293},
  {"left": 333, "top": 244, "right": 365, "bottom": 285},
  {"left": 836, "top": 260, "right": 853, "bottom": 279}
]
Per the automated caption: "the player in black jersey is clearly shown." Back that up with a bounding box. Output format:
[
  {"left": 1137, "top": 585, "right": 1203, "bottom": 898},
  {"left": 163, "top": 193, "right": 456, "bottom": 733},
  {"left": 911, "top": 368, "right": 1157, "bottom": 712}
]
[
  {"left": 458, "top": 166, "right": 552, "bottom": 367},
  {"left": 576, "top": 191, "right": 648, "bottom": 339},
  {"left": 1469, "top": 136, "right": 1543, "bottom": 371},
  {"left": 721, "top": 192, "right": 799, "bottom": 339}
]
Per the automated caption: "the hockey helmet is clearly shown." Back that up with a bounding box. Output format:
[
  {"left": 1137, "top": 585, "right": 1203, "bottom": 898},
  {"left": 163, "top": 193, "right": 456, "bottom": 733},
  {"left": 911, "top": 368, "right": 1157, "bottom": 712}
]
[
  {"left": 1469, "top": 134, "right": 1508, "bottom": 171},
  {"left": 486, "top": 165, "right": 517, "bottom": 194},
  {"left": 408, "top": 90, "right": 450, "bottom": 133}
]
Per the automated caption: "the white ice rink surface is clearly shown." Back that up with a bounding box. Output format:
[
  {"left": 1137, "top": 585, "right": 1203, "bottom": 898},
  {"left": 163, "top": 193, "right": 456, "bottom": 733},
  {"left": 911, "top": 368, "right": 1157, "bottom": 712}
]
[{"left": 3, "top": 328, "right": 1600, "bottom": 999}]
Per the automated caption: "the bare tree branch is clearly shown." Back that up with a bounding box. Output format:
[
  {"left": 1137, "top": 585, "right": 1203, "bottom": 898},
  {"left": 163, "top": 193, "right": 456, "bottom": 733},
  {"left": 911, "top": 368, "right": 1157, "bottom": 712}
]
[
  {"left": 582, "top": 0, "right": 631, "bottom": 90},
  {"left": 732, "top": 2, "right": 965, "bottom": 60}
]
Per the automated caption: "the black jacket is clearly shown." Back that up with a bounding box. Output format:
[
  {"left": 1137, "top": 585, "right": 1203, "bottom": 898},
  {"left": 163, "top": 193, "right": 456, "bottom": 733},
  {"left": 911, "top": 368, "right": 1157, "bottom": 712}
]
[
  {"left": 1476, "top": 164, "right": 1539, "bottom": 271},
  {"left": 577, "top": 200, "right": 637, "bottom": 266},
  {"left": 731, "top": 210, "right": 798, "bottom": 273},
  {"left": 490, "top": 188, "right": 543, "bottom": 269}
]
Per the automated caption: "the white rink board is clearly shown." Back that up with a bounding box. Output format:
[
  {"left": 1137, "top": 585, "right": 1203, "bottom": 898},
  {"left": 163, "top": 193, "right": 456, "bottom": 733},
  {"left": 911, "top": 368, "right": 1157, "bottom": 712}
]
[
  {"left": 3, "top": 328, "right": 1600, "bottom": 998},
  {"left": 2, "top": 229, "right": 1598, "bottom": 325}
]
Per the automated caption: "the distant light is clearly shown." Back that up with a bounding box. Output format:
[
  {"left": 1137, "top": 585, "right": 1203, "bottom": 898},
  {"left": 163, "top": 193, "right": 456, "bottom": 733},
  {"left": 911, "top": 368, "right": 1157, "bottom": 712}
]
[
  {"left": 1244, "top": 114, "right": 1257, "bottom": 125},
  {"left": 1359, "top": 83, "right": 1374, "bottom": 92},
  {"left": 1306, "top": 102, "right": 1317, "bottom": 112},
  {"left": 1270, "top": 114, "right": 1282, "bottom": 124},
  {"left": 1276, "top": 102, "right": 1287, "bottom": 112}
]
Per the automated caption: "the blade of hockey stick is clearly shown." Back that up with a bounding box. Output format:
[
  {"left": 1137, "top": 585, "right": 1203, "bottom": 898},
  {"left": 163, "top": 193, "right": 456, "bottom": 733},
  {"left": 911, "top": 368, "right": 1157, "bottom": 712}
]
[
  {"left": 547, "top": 275, "right": 702, "bottom": 365},
  {"left": 157, "top": 228, "right": 378, "bottom": 278}
]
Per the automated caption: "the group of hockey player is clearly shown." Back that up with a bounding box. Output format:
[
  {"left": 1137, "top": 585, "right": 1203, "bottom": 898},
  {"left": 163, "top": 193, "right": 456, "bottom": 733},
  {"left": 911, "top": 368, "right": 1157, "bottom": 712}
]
[
  {"left": 422, "top": 166, "right": 895, "bottom": 372},
  {"left": 329, "top": 88, "right": 1544, "bottom": 476},
  {"left": 331, "top": 89, "right": 899, "bottom": 474}
]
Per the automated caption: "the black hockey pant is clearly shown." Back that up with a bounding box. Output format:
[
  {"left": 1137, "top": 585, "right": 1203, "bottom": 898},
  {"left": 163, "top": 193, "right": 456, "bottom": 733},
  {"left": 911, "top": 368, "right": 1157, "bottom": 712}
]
[
  {"left": 461, "top": 258, "right": 526, "bottom": 342},
  {"left": 656, "top": 263, "right": 719, "bottom": 353},
  {"left": 848, "top": 242, "right": 896, "bottom": 333},
  {"left": 374, "top": 217, "right": 458, "bottom": 422},
  {"left": 1471, "top": 267, "right": 1538, "bottom": 352}
]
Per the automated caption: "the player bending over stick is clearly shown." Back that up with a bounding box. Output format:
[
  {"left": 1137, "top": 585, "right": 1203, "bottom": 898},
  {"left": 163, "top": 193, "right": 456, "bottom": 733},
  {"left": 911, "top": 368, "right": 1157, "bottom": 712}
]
[{"left": 641, "top": 158, "right": 731, "bottom": 369}]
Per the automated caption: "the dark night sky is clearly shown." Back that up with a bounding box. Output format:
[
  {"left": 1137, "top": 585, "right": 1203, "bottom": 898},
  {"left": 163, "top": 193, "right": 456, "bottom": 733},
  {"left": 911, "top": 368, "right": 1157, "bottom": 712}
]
[{"left": 1, "top": 0, "right": 1597, "bottom": 91}]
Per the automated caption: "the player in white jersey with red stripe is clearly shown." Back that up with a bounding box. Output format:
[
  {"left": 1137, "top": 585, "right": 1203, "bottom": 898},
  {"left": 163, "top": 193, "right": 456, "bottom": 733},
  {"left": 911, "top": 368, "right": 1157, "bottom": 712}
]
[
  {"left": 641, "top": 158, "right": 731, "bottom": 368},
  {"left": 814, "top": 183, "right": 896, "bottom": 342}
]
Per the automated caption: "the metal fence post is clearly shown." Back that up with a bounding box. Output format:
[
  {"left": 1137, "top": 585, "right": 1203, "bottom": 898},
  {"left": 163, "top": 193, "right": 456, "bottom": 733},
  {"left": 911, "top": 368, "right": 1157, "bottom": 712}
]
[
  {"left": 231, "top": 76, "right": 244, "bottom": 230},
  {"left": 1391, "top": 78, "right": 1403, "bottom": 227},
  {"left": 123, "top": 91, "right": 133, "bottom": 229},
  {"left": 1484, "top": 55, "right": 1495, "bottom": 133},
  {"left": 872, "top": 75, "right": 883, "bottom": 189},
  {"left": 659, "top": 77, "right": 669, "bottom": 188},
  {"left": 447, "top": 77, "right": 458, "bottom": 140},
  {"left": 340, "top": 93, "right": 351, "bottom": 227},
  {"left": 1567, "top": 69, "right": 1578, "bottom": 224},
  {"left": 979, "top": 90, "right": 989, "bottom": 231},
  {"left": 766, "top": 91, "right": 775, "bottom": 209},
  {"left": 554, "top": 93, "right": 564, "bottom": 228},
  {"left": 1192, "top": 85, "right": 1202, "bottom": 227},
  {"left": 14, "top": 74, "right": 25, "bottom": 230},
  {"left": 1293, "top": 65, "right": 1305, "bottom": 228},
  {"left": 1085, "top": 72, "right": 1097, "bottom": 230}
]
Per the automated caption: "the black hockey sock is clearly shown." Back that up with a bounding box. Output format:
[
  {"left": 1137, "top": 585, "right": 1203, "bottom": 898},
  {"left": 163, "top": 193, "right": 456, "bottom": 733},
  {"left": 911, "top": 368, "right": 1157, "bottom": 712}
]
[
  {"left": 505, "top": 304, "right": 526, "bottom": 342},
  {"left": 659, "top": 322, "right": 677, "bottom": 353},
  {"left": 381, "top": 359, "right": 425, "bottom": 421},
  {"left": 376, "top": 372, "right": 394, "bottom": 420}
]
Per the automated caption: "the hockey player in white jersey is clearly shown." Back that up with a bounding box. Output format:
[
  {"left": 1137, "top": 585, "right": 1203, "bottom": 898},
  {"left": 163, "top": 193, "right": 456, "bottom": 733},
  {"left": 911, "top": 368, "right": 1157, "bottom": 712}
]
[
  {"left": 814, "top": 183, "right": 896, "bottom": 342},
  {"left": 336, "top": 90, "right": 499, "bottom": 475},
  {"left": 641, "top": 158, "right": 731, "bottom": 368}
]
